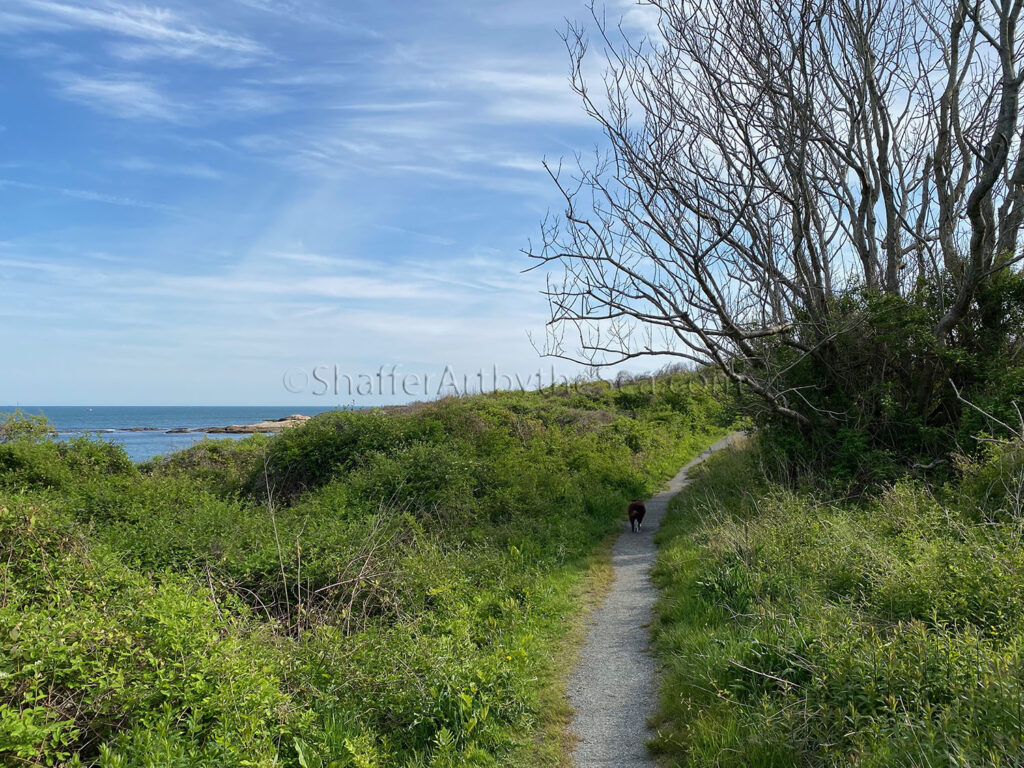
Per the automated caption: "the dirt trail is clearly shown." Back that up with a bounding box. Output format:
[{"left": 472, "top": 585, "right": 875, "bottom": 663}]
[{"left": 567, "top": 433, "right": 741, "bottom": 767}]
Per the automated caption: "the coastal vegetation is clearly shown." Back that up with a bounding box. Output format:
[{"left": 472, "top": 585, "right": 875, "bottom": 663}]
[
  {"left": 10, "top": 0, "right": 1024, "bottom": 765},
  {"left": 0, "top": 372, "right": 731, "bottom": 767},
  {"left": 652, "top": 436, "right": 1024, "bottom": 766}
]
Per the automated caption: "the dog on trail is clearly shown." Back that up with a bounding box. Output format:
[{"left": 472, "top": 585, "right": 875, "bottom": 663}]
[{"left": 627, "top": 499, "right": 647, "bottom": 533}]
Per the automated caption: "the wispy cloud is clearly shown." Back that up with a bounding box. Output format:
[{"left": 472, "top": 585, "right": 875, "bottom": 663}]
[
  {"left": 372, "top": 224, "right": 456, "bottom": 247},
  {"left": 0, "top": 251, "right": 449, "bottom": 302},
  {"left": 119, "top": 157, "right": 223, "bottom": 180},
  {"left": 254, "top": 69, "right": 350, "bottom": 88},
  {"left": 216, "top": 86, "right": 291, "bottom": 115},
  {"left": 0, "top": 256, "right": 73, "bottom": 272},
  {"left": 0, "top": 179, "right": 175, "bottom": 211},
  {"left": 230, "top": 0, "right": 381, "bottom": 39},
  {"left": 492, "top": 155, "right": 545, "bottom": 172},
  {"left": 0, "top": 10, "right": 68, "bottom": 34},
  {"left": 267, "top": 251, "right": 365, "bottom": 269},
  {"left": 3, "top": 0, "right": 266, "bottom": 66},
  {"left": 457, "top": 67, "right": 588, "bottom": 125},
  {"left": 11, "top": 39, "right": 84, "bottom": 65},
  {"left": 332, "top": 100, "right": 451, "bottom": 113},
  {"left": 53, "top": 72, "right": 182, "bottom": 121},
  {"left": 52, "top": 72, "right": 290, "bottom": 124}
]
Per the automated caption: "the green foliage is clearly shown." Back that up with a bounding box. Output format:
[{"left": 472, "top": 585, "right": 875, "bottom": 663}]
[
  {"left": 0, "top": 410, "right": 55, "bottom": 444},
  {"left": 0, "top": 436, "right": 137, "bottom": 493},
  {"left": 752, "top": 278, "right": 1024, "bottom": 485},
  {"left": 263, "top": 410, "right": 426, "bottom": 501},
  {"left": 0, "top": 374, "right": 732, "bottom": 766},
  {"left": 0, "top": 499, "right": 302, "bottom": 766},
  {"left": 652, "top": 441, "right": 1024, "bottom": 767},
  {"left": 142, "top": 434, "right": 270, "bottom": 498}
]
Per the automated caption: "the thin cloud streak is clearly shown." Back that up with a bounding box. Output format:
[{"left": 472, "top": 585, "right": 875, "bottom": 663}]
[
  {"left": 52, "top": 72, "right": 183, "bottom": 121},
  {"left": 119, "top": 157, "right": 224, "bottom": 180},
  {"left": 51, "top": 73, "right": 292, "bottom": 124},
  {"left": 4, "top": 0, "right": 266, "bottom": 65},
  {"left": 0, "top": 179, "right": 176, "bottom": 211}
]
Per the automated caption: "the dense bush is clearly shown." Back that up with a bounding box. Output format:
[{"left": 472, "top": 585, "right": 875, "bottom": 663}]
[
  {"left": 751, "top": 277, "right": 1024, "bottom": 485},
  {"left": 0, "top": 499, "right": 300, "bottom": 766},
  {"left": 0, "top": 437, "right": 137, "bottom": 494},
  {"left": 0, "top": 409, "right": 55, "bottom": 444},
  {"left": 652, "top": 440, "right": 1024, "bottom": 767},
  {"left": 142, "top": 434, "right": 269, "bottom": 498},
  {"left": 0, "top": 374, "right": 731, "bottom": 767}
]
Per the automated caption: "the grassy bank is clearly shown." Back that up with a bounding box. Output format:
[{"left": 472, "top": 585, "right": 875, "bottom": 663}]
[
  {"left": 0, "top": 373, "right": 730, "bottom": 767},
  {"left": 651, "top": 440, "right": 1024, "bottom": 767}
]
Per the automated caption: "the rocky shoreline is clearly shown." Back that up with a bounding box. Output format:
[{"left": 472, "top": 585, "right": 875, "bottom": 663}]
[
  {"left": 166, "top": 414, "right": 312, "bottom": 434},
  {"left": 58, "top": 414, "right": 313, "bottom": 436}
]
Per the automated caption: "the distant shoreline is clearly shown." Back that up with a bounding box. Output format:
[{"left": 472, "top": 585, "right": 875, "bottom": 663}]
[
  {"left": 53, "top": 413, "right": 314, "bottom": 436},
  {"left": 165, "top": 413, "right": 312, "bottom": 434},
  {"left": 8, "top": 407, "right": 344, "bottom": 462}
]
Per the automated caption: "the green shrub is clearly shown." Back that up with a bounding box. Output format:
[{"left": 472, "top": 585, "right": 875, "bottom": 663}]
[
  {"left": 142, "top": 434, "right": 270, "bottom": 498},
  {"left": 264, "top": 410, "right": 423, "bottom": 500},
  {"left": 0, "top": 410, "right": 55, "bottom": 444},
  {"left": 0, "top": 441, "right": 73, "bottom": 490},
  {"left": 749, "top": 287, "right": 1024, "bottom": 486},
  {"left": 0, "top": 437, "right": 135, "bottom": 493},
  {"left": 0, "top": 499, "right": 302, "bottom": 766}
]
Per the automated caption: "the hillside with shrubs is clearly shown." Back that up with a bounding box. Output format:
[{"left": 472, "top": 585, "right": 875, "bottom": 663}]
[{"left": 0, "top": 373, "right": 731, "bottom": 767}]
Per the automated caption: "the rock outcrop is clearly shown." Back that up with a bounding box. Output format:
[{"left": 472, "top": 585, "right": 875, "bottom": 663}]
[{"left": 168, "top": 414, "right": 311, "bottom": 435}]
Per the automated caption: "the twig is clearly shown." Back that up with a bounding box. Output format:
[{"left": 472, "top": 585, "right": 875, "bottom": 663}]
[{"left": 727, "top": 659, "right": 801, "bottom": 689}]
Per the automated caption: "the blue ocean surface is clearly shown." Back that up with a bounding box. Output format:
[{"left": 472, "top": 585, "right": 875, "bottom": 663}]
[{"left": 2, "top": 406, "right": 345, "bottom": 462}]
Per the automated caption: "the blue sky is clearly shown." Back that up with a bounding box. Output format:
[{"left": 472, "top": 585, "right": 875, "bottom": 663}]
[{"left": 0, "top": 0, "right": 657, "bottom": 405}]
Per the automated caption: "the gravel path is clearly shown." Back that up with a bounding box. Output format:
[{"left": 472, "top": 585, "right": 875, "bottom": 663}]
[{"left": 567, "top": 433, "right": 741, "bottom": 768}]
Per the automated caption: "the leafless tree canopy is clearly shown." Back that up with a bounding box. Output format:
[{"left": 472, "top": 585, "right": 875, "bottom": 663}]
[{"left": 531, "top": 0, "right": 1024, "bottom": 425}]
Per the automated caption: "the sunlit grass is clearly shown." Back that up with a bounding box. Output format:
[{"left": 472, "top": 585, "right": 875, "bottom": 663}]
[{"left": 652, "top": 443, "right": 1024, "bottom": 767}]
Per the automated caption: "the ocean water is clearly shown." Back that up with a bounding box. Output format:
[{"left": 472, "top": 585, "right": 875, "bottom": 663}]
[{"left": 3, "top": 406, "right": 343, "bottom": 462}]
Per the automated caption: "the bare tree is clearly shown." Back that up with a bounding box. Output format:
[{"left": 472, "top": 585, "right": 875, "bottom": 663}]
[{"left": 531, "top": 0, "right": 1024, "bottom": 429}]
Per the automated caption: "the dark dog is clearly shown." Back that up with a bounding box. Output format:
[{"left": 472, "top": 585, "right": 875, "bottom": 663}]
[{"left": 627, "top": 499, "right": 646, "bottom": 532}]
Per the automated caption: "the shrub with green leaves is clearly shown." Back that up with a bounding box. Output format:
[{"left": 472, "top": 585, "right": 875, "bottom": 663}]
[
  {"left": 0, "top": 499, "right": 302, "bottom": 766},
  {"left": 0, "top": 410, "right": 56, "bottom": 444}
]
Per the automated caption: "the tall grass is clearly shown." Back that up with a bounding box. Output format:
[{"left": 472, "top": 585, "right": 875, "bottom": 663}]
[{"left": 652, "top": 441, "right": 1024, "bottom": 767}]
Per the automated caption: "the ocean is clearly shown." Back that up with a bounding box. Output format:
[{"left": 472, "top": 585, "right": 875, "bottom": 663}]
[{"left": 3, "top": 406, "right": 344, "bottom": 462}]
